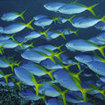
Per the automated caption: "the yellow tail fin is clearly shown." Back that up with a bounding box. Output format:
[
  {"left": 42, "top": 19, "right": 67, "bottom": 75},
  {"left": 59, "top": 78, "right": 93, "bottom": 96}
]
[
  {"left": 35, "top": 63, "right": 56, "bottom": 80},
  {"left": 71, "top": 76, "right": 94, "bottom": 104},
  {"left": 9, "top": 64, "right": 14, "bottom": 72},
  {"left": 39, "top": 95, "right": 46, "bottom": 101},
  {"left": 19, "top": 9, "right": 27, "bottom": 21},
  {"left": 67, "top": 15, "right": 75, "bottom": 24},
  {"left": 16, "top": 81, "right": 22, "bottom": 90},
  {"left": 43, "top": 27, "right": 51, "bottom": 38},
  {"left": 49, "top": 56, "right": 56, "bottom": 63},
  {"left": 39, "top": 28, "right": 50, "bottom": 38},
  {"left": 48, "top": 82, "right": 68, "bottom": 105},
  {"left": 55, "top": 51, "right": 64, "bottom": 62},
  {"left": 48, "top": 69, "right": 57, "bottom": 80},
  {"left": 0, "top": 45, "right": 4, "bottom": 55},
  {"left": 29, "top": 71, "right": 44, "bottom": 97},
  {"left": 18, "top": 41, "right": 25, "bottom": 48},
  {"left": 27, "top": 42, "right": 34, "bottom": 48},
  {"left": 64, "top": 64, "right": 73, "bottom": 71},
  {"left": 0, "top": 49, "right": 3, "bottom": 55},
  {"left": 93, "top": 51, "right": 105, "bottom": 63},
  {"left": 9, "top": 34, "right": 16, "bottom": 41},
  {"left": 86, "top": 82, "right": 105, "bottom": 98},
  {"left": 99, "top": 15, "right": 105, "bottom": 23},
  {"left": 86, "top": 40, "right": 105, "bottom": 57},
  {"left": 73, "top": 29, "right": 79, "bottom": 37},
  {"left": 1, "top": 71, "right": 12, "bottom": 85},
  {"left": 56, "top": 44, "right": 64, "bottom": 51},
  {"left": 15, "top": 60, "right": 23, "bottom": 67},
  {"left": 52, "top": 16, "right": 60, "bottom": 24},
  {"left": 61, "top": 90, "right": 69, "bottom": 105},
  {"left": 25, "top": 19, "right": 34, "bottom": 30},
  {"left": 87, "top": 3, "right": 99, "bottom": 16},
  {"left": 98, "top": 46, "right": 105, "bottom": 57},
  {"left": 75, "top": 62, "right": 81, "bottom": 70},
  {"left": 68, "top": 28, "right": 79, "bottom": 37},
  {"left": 36, "top": 84, "right": 44, "bottom": 97}
]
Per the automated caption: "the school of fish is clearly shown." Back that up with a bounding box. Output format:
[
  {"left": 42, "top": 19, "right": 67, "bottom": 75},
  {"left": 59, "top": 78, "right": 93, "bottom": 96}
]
[{"left": 0, "top": 1, "right": 105, "bottom": 105}]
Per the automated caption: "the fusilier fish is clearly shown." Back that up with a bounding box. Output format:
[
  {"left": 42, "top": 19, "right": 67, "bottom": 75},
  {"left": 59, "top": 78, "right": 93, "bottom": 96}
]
[{"left": 1, "top": 9, "right": 27, "bottom": 21}]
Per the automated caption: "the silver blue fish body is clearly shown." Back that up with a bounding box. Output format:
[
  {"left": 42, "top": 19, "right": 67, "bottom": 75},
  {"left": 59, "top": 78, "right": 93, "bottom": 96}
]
[
  {"left": 49, "top": 32, "right": 60, "bottom": 39},
  {"left": 96, "top": 32, "right": 105, "bottom": 42},
  {"left": 34, "top": 18, "right": 53, "bottom": 28},
  {"left": 21, "top": 50, "right": 46, "bottom": 63},
  {"left": 54, "top": 69, "right": 79, "bottom": 91},
  {"left": 94, "top": 93, "right": 105, "bottom": 100},
  {"left": 59, "top": 17, "right": 68, "bottom": 23},
  {"left": 1, "top": 12, "right": 19, "bottom": 21},
  {"left": 21, "top": 62, "right": 46, "bottom": 76},
  {"left": 44, "top": 2, "right": 65, "bottom": 12},
  {"left": 3, "top": 23, "right": 26, "bottom": 34},
  {"left": 0, "top": 74, "right": 3, "bottom": 78},
  {"left": 0, "top": 27, "right": 4, "bottom": 33},
  {"left": 33, "top": 45, "right": 57, "bottom": 51},
  {"left": 77, "top": 102, "right": 93, "bottom": 105},
  {"left": 56, "top": 54, "right": 75, "bottom": 65},
  {"left": 95, "top": 21, "right": 105, "bottom": 31},
  {"left": 75, "top": 54, "right": 93, "bottom": 64},
  {"left": 31, "top": 46, "right": 54, "bottom": 54},
  {"left": 0, "top": 59, "right": 9, "bottom": 68},
  {"left": 75, "top": 54, "right": 101, "bottom": 64},
  {"left": 59, "top": 91, "right": 83, "bottom": 103},
  {"left": 19, "top": 89, "right": 41, "bottom": 101},
  {"left": 49, "top": 29, "right": 72, "bottom": 39},
  {"left": 96, "top": 80, "right": 104, "bottom": 87},
  {"left": 14, "top": 67, "right": 34, "bottom": 86},
  {"left": 0, "top": 79, "right": 14, "bottom": 87},
  {"left": 45, "top": 98, "right": 63, "bottom": 105},
  {"left": 88, "top": 89, "right": 99, "bottom": 95},
  {"left": 65, "top": 39, "right": 98, "bottom": 52},
  {"left": 15, "top": 44, "right": 31, "bottom": 51},
  {"left": 87, "top": 61, "right": 105, "bottom": 76},
  {"left": 88, "top": 36, "right": 105, "bottom": 45},
  {"left": 21, "top": 47, "right": 52, "bottom": 63},
  {"left": 100, "top": 77, "right": 105, "bottom": 83},
  {"left": 41, "top": 59, "right": 63, "bottom": 70},
  {"left": 58, "top": 4, "right": 87, "bottom": 15},
  {"left": 35, "top": 82, "right": 60, "bottom": 97},
  {"left": 24, "top": 31, "right": 41, "bottom": 42},
  {"left": 43, "top": 29, "right": 73, "bottom": 40},
  {"left": 42, "top": 31, "right": 60, "bottom": 41},
  {"left": 0, "top": 40, "right": 18, "bottom": 48},
  {"left": 33, "top": 14, "right": 48, "bottom": 21},
  {"left": 0, "top": 34, "right": 10, "bottom": 41},
  {"left": 56, "top": 28, "right": 73, "bottom": 35},
  {"left": 72, "top": 17, "right": 99, "bottom": 28},
  {"left": 41, "top": 31, "right": 54, "bottom": 41}
]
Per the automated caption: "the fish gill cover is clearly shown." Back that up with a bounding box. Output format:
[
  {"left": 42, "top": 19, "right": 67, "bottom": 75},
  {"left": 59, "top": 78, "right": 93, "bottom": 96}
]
[{"left": 0, "top": 0, "right": 105, "bottom": 105}]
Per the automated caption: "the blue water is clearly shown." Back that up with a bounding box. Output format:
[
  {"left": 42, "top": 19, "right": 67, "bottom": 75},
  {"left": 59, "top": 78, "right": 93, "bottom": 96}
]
[{"left": 0, "top": 0, "right": 105, "bottom": 105}]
